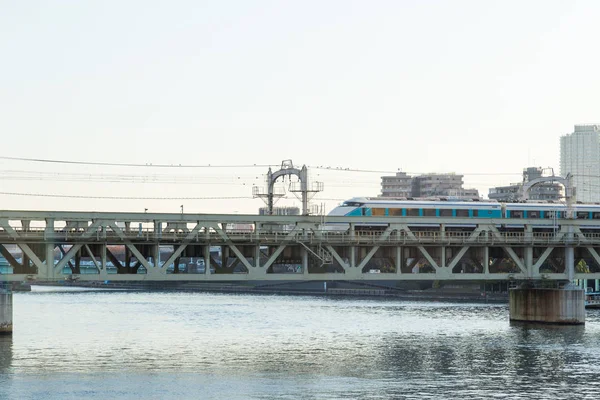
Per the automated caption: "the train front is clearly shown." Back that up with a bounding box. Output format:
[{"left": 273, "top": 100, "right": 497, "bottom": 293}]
[{"left": 322, "top": 199, "right": 366, "bottom": 231}]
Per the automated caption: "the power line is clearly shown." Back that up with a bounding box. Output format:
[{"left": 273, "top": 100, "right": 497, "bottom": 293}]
[
  {"left": 0, "top": 166, "right": 571, "bottom": 186},
  {"left": 0, "top": 190, "right": 349, "bottom": 204},
  {"left": 0, "top": 191, "right": 256, "bottom": 201},
  {"left": 0, "top": 156, "right": 533, "bottom": 176},
  {"left": 0, "top": 170, "right": 264, "bottom": 185},
  {"left": 0, "top": 156, "right": 275, "bottom": 169},
  {"left": 0, "top": 168, "right": 497, "bottom": 187},
  {"left": 310, "top": 166, "right": 522, "bottom": 176},
  {"left": 0, "top": 173, "right": 381, "bottom": 188}
]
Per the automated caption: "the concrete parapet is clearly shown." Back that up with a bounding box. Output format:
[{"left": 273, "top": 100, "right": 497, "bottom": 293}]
[
  {"left": 509, "top": 287, "right": 585, "bottom": 325},
  {"left": 0, "top": 283, "right": 12, "bottom": 335}
]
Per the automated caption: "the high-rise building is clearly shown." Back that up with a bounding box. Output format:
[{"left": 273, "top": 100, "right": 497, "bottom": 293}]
[{"left": 560, "top": 125, "right": 600, "bottom": 203}]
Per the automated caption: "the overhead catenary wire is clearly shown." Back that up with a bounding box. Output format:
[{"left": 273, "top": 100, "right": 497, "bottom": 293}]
[
  {"left": 0, "top": 171, "right": 385, "bottom": 188},
  {"left": 0, "top": 172, "right": 530, "bottom": 186},
  {"left": 0, "top": 190, "right": 349, "bottom": 202},
  {"left": 0, "top": 155, "right": 276, "bottom": 169},
  {"left": 0, "top": 168, "right": 503, "bottom": 187},
  {"left": 4, "top": 155, "right": 591, "bottom": 203},
  {"left": 0, "top": 155, "right": 531, "bottom": 176},
  {"left": 0, "top": 171, "right": 264, "bottom": 185},
  {"left": 310, "top": 165, "right": 523, "bottom": 176},
  {"left": 0, "top": 191, "right": 256, "bottom": 200}
]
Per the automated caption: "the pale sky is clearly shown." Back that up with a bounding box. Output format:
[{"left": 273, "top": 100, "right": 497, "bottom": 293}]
[{"left": 1, "top": 0, "right": 599, "bottom": 214}]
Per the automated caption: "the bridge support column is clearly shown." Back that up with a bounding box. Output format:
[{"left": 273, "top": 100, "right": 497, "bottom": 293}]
[
  {"left": 509, "top": 287, "right": 585, "bottom": 325},
  {"left": 205, "top": 245, "right": 211, "bottom": 275},
  {"left": 0, "top": 283, "right": 12, "bottom": 335},
  {"left": 302, "top": 248, "right": 308, "bottom": 274},
  {"left": 46, "top": 243, "right": 55, "bottom": 280}
]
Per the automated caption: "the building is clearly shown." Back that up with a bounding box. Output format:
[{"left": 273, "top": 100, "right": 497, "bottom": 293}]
[
  {"left": 380, "top": 172, "right": 479, "bottom": 199},
  {"left": 560, "top": 125, "right": 600, "bottom": 203},
  {"left": 380, "top": 172, "right": 413, "bottom": 197},
  {"left": 412, "top": 173, "right": 478, "bottom": 198},
  {"left": 488, "top": 167, "right": 562, "bottom": 202}
]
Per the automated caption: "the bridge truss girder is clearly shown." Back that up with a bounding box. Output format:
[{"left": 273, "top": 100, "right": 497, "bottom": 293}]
[{"left": 1, "top": 211, "right": 600, "bottom": 282}]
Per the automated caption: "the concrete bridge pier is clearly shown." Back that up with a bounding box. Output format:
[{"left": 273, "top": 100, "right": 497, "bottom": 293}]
[
  {"left": 0, "top": 283, "right": 12, "bottom": 335},
  {"left": 509, "top": 286, "right": 585, "bottom": 325}
]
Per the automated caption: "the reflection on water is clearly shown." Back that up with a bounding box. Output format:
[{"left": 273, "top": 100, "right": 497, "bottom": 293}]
[
  {"left": 0, "top": 335, "right": 11, "bottom": 371},
  {"left": 1, "top": 289, "right": 600, "bottom": 399}
]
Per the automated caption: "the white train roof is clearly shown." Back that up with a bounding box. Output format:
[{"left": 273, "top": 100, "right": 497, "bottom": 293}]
[{"left": 341, "top": 197, "right": 600, "bottom": 209}]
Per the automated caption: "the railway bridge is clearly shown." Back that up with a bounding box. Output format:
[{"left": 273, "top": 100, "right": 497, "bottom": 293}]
[{"left": 1, "top": 210, "right": 596, "bottom": 331}]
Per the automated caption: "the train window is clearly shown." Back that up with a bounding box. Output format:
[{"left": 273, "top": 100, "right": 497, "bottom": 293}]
[
  {"left": 577, "top": 212, "right": 589, "bottom": 219},
  {"left": 423, "top": 209, "right": 436, "bottom": 217},
  {"left": 389, "top": 208, "right": 402, "bottom": 216},
  {"left": 343, "top": 202, "right": 364, "bottom": 207},
  {"left": 407, "top": 208, "right": 419, "bottom": 217},
  {"left": 511, "top": 210, "right": 524, "bottom": 218},
  {"left": 440, "top": 209, "right": 453, "bottom": 217},
  {"left": 544, "top": 211, "right": 556, "bottom": 219},
  {"left": 529, "top": 211, "right": 540, "bottom": 218},
  {"left": 372, "top": 208, "right": 385, "bottom": 216},
  {"left": 456, "top": 209, "right": 469, "bottom": 217},
  {"left": 593, "top": 212, "right": 600, "bottom": 220}
]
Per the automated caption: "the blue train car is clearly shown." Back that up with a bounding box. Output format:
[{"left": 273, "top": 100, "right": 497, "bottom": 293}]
[{"left": 327, "top": 197, "right": 600, "bottom": 230}]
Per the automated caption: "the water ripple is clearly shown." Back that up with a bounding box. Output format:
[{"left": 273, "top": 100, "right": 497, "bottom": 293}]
[{"left": 0, "top": 290, "right": 599, "bottom": 399}]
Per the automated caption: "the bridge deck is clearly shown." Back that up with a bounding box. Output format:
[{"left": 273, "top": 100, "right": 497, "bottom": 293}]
[{"left": 1, "top": 210, "right": 600, "bottom": 281}]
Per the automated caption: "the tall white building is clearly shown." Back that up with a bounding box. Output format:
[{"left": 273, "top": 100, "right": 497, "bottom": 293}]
[{"left": 560, "top": 125, "right": 600, "bottom": 203}]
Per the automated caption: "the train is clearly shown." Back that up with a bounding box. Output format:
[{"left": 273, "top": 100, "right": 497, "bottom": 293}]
[{"left": 326, "top": 197, "right": 600, "bottom": 228}]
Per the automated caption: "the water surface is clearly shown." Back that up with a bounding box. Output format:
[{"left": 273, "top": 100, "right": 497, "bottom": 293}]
[{"left": 1, "top": 287, "right": 599, "bottom": 399}]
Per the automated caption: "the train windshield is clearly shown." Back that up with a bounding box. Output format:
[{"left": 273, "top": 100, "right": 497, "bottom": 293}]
[{"left": 342, "top": 202, "right": 364, "bottom": 207}]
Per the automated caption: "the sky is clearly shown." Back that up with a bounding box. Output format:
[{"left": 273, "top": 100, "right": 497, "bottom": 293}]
[{"left": 1, "top": 0, "right": 599, "bottom": 215}]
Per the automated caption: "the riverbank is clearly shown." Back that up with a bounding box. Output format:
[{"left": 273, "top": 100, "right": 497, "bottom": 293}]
[{"left": 31, "top": 280, "right": 509, "bottom": 303}]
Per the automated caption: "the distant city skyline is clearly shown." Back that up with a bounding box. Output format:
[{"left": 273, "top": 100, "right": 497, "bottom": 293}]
[{"left": 1, "top": 1, "right": 599, "bottom": 213}]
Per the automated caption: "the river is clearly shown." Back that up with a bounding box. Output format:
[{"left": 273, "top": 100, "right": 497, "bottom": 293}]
[{"left": 1, "top": 286, "right": 600, "bottom": 399}]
